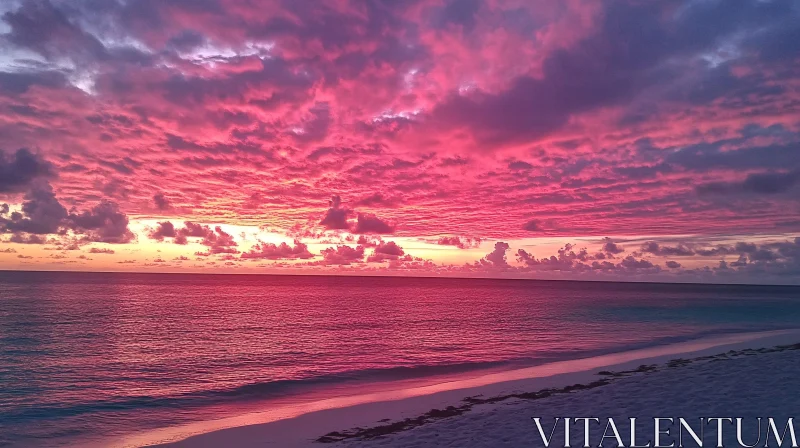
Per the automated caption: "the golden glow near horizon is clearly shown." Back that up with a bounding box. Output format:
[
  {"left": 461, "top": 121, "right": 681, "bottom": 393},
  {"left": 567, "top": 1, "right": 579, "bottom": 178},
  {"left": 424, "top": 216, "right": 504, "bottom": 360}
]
[{"left": 2, "top": 215, "right": 797, "bottom": 279}]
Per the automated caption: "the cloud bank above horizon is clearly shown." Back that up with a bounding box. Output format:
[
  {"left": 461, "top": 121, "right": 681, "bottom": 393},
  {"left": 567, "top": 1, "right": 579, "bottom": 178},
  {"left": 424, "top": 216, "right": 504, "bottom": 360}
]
[{"left": 0, "top": 0, "right": 799, "bottom": 284}]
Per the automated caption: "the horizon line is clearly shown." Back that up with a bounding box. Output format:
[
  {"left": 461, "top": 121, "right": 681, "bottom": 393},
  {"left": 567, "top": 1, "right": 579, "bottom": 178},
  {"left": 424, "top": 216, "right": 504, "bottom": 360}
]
[{"left": 2, "top": 268, "right": 799, "bottom": 289}]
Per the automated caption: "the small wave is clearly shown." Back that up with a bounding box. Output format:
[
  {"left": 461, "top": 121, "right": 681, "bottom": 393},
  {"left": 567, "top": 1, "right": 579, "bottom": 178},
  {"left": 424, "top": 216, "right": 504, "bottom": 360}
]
[
  {"left": 7, "top": 327, "right": 786, "bottom": 424},
  {"left": 0, "top": 360, "right": 510, "bottom": 423}
]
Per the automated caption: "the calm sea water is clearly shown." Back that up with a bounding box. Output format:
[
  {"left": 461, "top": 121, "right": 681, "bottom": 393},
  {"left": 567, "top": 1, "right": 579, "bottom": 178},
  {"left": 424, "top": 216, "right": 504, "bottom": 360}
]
[{"left": 2, "top": 272, "right": 800, "bottom": 447}]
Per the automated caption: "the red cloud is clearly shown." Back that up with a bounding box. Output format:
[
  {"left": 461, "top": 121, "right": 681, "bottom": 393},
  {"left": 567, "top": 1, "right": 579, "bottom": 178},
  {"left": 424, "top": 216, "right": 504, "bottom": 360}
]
[
  {"left": 241, "top": 240, "right": 314, "bottom": 260},
  {"left": 1, "top": 0, "right": 799, "bottom": 282}
]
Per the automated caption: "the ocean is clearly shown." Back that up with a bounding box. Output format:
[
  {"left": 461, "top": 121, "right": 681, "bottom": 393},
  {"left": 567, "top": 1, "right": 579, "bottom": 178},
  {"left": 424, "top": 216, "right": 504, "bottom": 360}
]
[{"left": 1, "top": 271, "right": 800, "bottom": 447}]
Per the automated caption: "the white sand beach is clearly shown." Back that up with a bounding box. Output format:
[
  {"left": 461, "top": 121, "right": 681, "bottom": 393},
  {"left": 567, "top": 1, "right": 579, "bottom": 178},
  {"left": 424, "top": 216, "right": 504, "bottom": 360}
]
[
  {"left": 145, "top": 330, "right": 800, "bottom": 448},
  {"left": 335, "top": 339, "right": 800, "bottom": 448}
]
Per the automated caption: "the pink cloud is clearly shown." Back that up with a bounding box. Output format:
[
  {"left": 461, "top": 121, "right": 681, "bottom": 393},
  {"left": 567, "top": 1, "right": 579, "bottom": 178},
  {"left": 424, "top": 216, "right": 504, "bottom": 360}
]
[
  {"left": 0, "top": 0, "right": 798, "bottom": 282},
  {"left": 241, "top": 240, "right": 315, "bottom": 260}
]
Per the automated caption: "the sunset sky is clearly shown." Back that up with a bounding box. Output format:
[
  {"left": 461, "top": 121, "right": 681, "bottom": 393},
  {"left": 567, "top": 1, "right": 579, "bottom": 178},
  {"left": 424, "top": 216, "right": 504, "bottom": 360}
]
[{"left": 0, "top": 0, "right": 799, "bottom": 283}]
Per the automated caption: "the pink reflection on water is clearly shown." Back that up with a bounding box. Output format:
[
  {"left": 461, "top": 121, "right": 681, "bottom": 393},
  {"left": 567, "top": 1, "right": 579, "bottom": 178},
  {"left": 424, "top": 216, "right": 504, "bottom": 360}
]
[{"left": 112, "top": 329, "right": 800, "bottom": 448}]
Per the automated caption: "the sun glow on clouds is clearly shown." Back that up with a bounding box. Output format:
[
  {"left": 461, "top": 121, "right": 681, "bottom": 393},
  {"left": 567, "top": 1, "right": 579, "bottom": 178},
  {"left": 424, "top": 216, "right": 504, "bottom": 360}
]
[
  {"left": 0, "top": 0, "right": 799, "bottom": 283},
  {"left": 372, "top": 109, "right": 421, "bottom": 123}
]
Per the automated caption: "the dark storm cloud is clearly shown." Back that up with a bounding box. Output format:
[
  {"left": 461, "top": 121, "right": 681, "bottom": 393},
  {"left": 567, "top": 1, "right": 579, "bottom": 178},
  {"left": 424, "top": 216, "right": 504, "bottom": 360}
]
[
  {"left": 9, "top": 233, "right": 47, "bottom": 244},
  {"left": 508, "top": 160, "right": 533, "bottom": 171},
  {"left": 1, "top": 0, "right": 108, "bottom": 62},
  {"left": 601, "top": 237, "right": 624, "bottom": 255},
  {"left": 0, "top": 149, "right": 56, "bottom": 193},
  {"left": 367, "top": 241, "right": 405, "bottom": 262},
  {"left": 165, "top": 62, "right": 311, "bottom": 107},
  {"left": 436, "top": 236, "right": 481, "bottom": 249},
  {"left": 353, "top": 213, "right": 395, "bottom": 234},
  {"left": 320, "top": 195, "right": 351, "bottom": 230},
  {"left": 148, "top": 221, "right": 177, "bottom": 241},
  {"left": 317, "top": 195, "right": 397, "bottom": 234},
  {"left": 640, "top": 241, "right": 695, "bottom": 257},
  {"left": 319, "top": 244, "right": 365, "bottom": 265},
  {"left": 291, "top": 103, "right": 332, "bottom": 143},
  {"left": 516, "top": 243, "right": 593, "bottom": 271},
  {"left": 481, "top": 241, "right": 510, "bottom": 267},
  {"left": 738, "top": 2, "right": 800, "bottom": 62},
  {"left": 0, "top": 182, "right": 135, "bottom": 244},
  {"left": 436, "top": 0, "right": 482, "bottom": 29},
  {"left": 0, "top": 183, "right": 67, "bottom": 234},
  {"left": 515, "top": 242, "right": 664, "bottom": 275},
  {"left": 153, "top": 193, "right": 171, "bottom": 210},
  {"left": 619, "top": 255, "right": 656, "bottom": 270},
  {"left": 0, "top": 71, "right": 68, "bottom": 94},
  {"left": 68, "top": 201, "right": 135, "bottom": 243},
  {"left": 697, "top": 170, "right": 800, "bottom": 196},
  {"left": 523, "top": 219, "right": 541, "bottom": 232},
  {"left": 196, "top": 225, "right": 239, "bottom": 254},
  {"left": 425, "top": 0, "right": 800, "bottom": 147},
  {"left": 147, "top": 221, "right": 238, "bottom": 253},
  {"left": 165, "top": 29, "right": 207, "bottom": 53},
  {"left": 438, "top": 156, "right": 471, "bottom": 168},
  {"left": 669, "top": 142, "right": 800, "bottom": 173},
  {"left": 742, "top": 171, "right": 800, "bottom": 194},
  {"left": 613, "top": 163, "right": 673, "bottom": 180}
]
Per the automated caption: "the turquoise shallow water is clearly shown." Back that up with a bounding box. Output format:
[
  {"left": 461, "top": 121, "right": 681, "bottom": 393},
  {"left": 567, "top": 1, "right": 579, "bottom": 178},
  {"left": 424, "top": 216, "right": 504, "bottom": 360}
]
[{"left": 1, "top": 272, "right": 799, "bottom": 447}]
